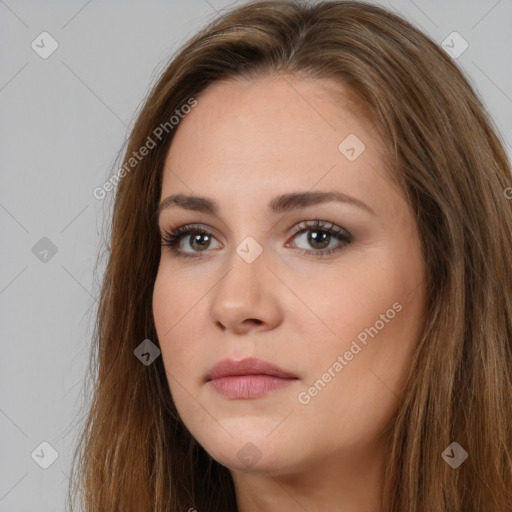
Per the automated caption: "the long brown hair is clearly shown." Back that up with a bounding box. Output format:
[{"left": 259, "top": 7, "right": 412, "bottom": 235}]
[{"left": 67, "top": 1, "right": 512, "bottom": 510}]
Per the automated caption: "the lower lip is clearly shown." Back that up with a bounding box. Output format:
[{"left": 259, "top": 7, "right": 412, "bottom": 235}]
[{"left": 208, "top": 375, "right": 297, "bottom": 398}]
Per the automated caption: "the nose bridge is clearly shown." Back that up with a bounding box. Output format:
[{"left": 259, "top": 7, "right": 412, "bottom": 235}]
[
  {"left": 208, "top": 234, "right": 280, "bottom": 331},
  {"left": 219, "top": 235, "right": 268, "bottom": 301}
]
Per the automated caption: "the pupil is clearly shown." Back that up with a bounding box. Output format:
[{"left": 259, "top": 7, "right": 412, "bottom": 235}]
[
  {"left": 308, "top": 230, "right": 329, "bottom": 249},
  {"left": 191, "top": 233, "right": 210, "bottom": 251}
]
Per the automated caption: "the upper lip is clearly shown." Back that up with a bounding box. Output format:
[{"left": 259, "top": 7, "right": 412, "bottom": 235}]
[{"left": 206, "top": 357, "right": 297, "bottom": 381}]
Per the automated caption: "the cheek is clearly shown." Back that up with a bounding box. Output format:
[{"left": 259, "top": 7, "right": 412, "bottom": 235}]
[
  {"left": 154, "top": 299, "right": 209, "bottom": 434},
  {"left": 290, "top": 257, "right": 399, "bottom": 346},
  {"left": 295, "top": 247, "right": 424, "bottom": 386},
  {"left": 152, "top": 270, "right": 177, "bottom": 340},
  {"left": 152, "top": 270, "right": 207, "bottom": 428},
  {"left": 152, "top": 262, "right": 206, "bottom": 333},
  {"left": 152, "top": 268, "right": 196, "bottom": 375},
  {"left": 293, "top": 270, "right": 423, "bottom": 445}
]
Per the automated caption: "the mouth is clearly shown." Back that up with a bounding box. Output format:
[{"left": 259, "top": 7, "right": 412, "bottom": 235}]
[{"left": 205, "top": 357, "right": 299, "bottom": 399}]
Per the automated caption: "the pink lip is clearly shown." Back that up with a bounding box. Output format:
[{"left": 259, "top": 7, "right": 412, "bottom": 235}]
[{"left": 206, "top": 357, "right": 298, "bottom": 399}]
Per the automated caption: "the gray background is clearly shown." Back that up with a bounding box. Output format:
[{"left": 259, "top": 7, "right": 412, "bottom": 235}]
[{"left": 1, "top": 0, "right": 511, "bottom": 510}]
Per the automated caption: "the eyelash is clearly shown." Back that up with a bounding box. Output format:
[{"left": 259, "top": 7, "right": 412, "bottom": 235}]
[{"left": 160, "top": 220, "right": 352, "bottom": 260}]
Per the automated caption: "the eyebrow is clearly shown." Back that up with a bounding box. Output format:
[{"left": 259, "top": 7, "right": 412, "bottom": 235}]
[{"left": 157, "top": 190, "right": 375, "bottom": 218}]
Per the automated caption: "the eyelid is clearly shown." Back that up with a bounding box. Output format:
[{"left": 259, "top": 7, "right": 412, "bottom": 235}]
[
  {"left": 161, "top": 222, "right": 223, "bottom": 243},
  {"left": 160, "top": 219, "right": 353, "bottom": 259},
  {"left": 287, "top": 219, "right": 350, "bottom": 239},
  {"left": 160, "top": 219, "right": 350, "bottom": 241}
]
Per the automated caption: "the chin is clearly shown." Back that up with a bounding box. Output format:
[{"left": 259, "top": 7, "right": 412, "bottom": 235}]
[{"left": 195, "top": 427, "right": 302, "bottom": 475}]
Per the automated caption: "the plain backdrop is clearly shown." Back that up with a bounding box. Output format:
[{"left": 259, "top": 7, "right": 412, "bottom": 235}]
[{"left": 1, "top": 0, "right": 511, "bottom": 510}]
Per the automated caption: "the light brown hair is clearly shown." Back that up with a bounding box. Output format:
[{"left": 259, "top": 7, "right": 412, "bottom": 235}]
[{"left": 68, "top": 1, "right": 512, "bottom": 510}]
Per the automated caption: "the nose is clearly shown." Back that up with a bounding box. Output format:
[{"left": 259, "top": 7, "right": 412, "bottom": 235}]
[{"left": 209, "top": 243, "right": 283, "bottom": 335}]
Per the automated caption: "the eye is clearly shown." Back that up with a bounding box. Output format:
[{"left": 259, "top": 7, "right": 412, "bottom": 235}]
[
  {"left": 285, "top": 219, "right": 352, "bottom": 258},
  {"left": 160, "top": 223, "right": 222, "bottom": 258},
  {"left": 160, "top": 219, "right": 352, "bottom": 259}
]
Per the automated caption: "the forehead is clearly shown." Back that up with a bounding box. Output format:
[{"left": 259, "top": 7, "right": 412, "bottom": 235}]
[{"left": 160, "top": 75, "right": 388, "bottom": 213}]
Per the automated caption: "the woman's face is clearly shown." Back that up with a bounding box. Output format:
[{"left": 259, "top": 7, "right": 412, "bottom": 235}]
[{"left": 153, "top": 74, "right": 425, "bottom": 476}]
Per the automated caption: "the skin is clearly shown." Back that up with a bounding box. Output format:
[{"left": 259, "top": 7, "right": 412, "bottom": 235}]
[{"left": 152, "top": 74, "right": 426, "bottom": 512}]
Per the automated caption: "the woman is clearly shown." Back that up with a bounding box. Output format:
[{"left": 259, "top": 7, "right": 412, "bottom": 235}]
[{"left": 68, "top": 1, "right": 512, "bottom": 511}]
